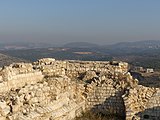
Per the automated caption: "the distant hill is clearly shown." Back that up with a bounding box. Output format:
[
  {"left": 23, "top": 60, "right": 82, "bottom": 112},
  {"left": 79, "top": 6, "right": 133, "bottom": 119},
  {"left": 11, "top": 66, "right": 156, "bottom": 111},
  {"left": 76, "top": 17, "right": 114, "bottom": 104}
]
[
  {"left": 1, "top": 40, "right": 160, "bottom": 69},
  {"left": 0, "top": 42, "right": 57, "bottom": 50},
  {"left": 0, "top": 53, "right": 28, "bottom": 67},
  {"left": 105, "top": 40, "right": 160, "bottom": 50},
  {"left": 63, "top": 40, "right": 160, "bottom": 50},
  {"left": 63, "top": 42, "right": 99, "bottom": 48}
]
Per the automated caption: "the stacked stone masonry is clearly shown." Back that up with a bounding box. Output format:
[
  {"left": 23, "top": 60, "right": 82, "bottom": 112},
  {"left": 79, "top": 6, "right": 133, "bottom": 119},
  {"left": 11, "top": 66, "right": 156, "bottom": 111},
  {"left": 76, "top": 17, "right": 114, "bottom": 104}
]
[{"left": 0, "top": 58, "right": 159, "bottom": 120}]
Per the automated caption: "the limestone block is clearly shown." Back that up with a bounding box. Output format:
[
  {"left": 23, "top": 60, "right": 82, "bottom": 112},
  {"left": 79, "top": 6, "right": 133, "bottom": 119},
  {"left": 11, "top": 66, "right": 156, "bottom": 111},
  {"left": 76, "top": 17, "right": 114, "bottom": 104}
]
[
  {"left": 0, "top": 116, "right": 6, "bottom": 120},
  {"left": 30, "top": 97, "right": 39, "bottom": 103},
  {"left": 11, "top": 104, "right": 20, "bottom": 113},
  {"left": 0, "top": 101, "right": 10, "bottom": 116}
]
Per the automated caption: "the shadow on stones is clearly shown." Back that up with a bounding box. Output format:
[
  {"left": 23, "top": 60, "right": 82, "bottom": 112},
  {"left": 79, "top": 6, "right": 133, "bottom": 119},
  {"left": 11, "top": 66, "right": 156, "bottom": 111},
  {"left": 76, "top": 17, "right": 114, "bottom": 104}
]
[
  {"left": 130, "top": 71, "right": 144, "bottom": 81},
  {"left": 135, "top": 106, "right": 160, "bottom": 120},
  {"left": 89, "top": 91, "right": 126, "bottom": 120}
]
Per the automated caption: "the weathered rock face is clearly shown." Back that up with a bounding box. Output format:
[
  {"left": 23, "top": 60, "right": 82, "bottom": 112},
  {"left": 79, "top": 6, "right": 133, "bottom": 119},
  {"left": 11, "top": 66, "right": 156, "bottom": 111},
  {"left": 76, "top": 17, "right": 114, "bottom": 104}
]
[{"left": 0, "top": 58, "right": 159, "bottom": 120}]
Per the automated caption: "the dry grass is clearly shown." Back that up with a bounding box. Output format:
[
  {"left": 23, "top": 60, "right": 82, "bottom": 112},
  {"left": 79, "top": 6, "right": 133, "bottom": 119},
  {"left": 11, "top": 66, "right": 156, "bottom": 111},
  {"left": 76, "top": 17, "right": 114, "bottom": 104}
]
[{"left": 75, "top": 111, "right": 125, "bottom": 120}]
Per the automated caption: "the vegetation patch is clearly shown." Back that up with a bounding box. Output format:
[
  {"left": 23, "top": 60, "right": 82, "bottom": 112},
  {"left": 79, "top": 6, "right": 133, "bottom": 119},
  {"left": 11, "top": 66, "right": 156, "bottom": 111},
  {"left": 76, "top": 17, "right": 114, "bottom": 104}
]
[{"left": 75, "top": 111, "right": 125, "bottom": 120}]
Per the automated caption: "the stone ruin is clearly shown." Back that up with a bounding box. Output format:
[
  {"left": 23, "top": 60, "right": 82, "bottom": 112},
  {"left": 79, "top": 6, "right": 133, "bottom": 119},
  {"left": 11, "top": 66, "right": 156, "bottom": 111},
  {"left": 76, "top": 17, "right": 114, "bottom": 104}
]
[{"left": 0, "top": 58, "right": 159, "bottom": 120}]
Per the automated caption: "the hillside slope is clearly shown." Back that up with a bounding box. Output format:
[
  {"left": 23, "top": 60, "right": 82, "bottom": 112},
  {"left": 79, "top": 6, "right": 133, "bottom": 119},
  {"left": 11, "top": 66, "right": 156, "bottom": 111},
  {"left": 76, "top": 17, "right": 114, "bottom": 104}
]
[{"left": 0, "top": 53, "right": 28, "bottom": 67}]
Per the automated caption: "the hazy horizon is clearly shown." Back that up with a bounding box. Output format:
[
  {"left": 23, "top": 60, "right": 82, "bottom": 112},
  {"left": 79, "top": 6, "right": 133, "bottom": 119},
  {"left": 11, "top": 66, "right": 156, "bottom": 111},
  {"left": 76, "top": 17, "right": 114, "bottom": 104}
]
[{"left": 1, "top": 0, "right": 160, "bottom": 45}]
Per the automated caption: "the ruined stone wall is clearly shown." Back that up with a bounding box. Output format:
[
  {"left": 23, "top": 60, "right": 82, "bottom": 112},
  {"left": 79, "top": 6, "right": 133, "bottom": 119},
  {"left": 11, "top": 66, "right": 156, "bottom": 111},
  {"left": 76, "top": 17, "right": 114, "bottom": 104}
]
[
  {"left": 0, "top": 62, "right": 85, "bottom": 120},
  {"left": 32, "top": 58, "right": 130, "bottom": 117},
  {"left": 0, "top": 77, "right": 85, "bottom": 120},
  {"left": 123, "top": 86, "right": 160, "bottom": 120},
  {"left": 65, "top": 60, "right": 128, "bottom": 78},
  {"left": 33, "top": 58, "right": 128, "bottom": 78},
  {"left": 82, "top": 71, "right": 138, "bottom": 118},
  {"left": 85, "top": 84, "right": 125, "bottom": 116},
  {"left": 0, "top": 63, "right": 43, "bottom": 93},
  {"left": 0, "top": 58, "right": 159, "bottom": 120}
]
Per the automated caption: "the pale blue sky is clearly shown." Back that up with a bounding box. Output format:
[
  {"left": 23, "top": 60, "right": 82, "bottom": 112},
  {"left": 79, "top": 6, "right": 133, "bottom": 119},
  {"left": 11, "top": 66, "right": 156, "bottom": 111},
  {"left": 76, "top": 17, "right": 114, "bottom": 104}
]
[{"left": 0, "top": 0, "right": 160, "bottom": 45}]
